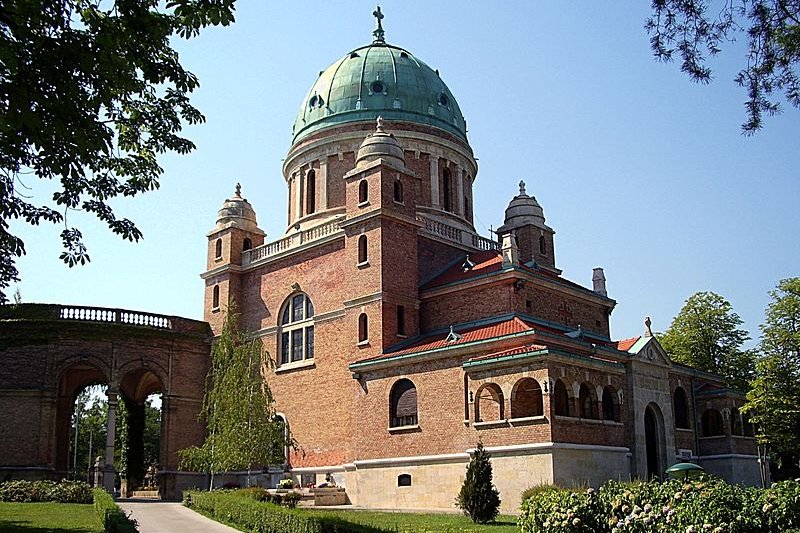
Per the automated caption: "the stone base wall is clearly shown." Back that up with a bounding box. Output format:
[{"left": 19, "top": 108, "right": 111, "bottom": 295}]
[
  {"left": 160, "top": 471, "right": 209, "bottom": 501},
  {"left": 698, "top": 455, "right": 764, "bottom": 486},
  {"left": 552, "top": 444, "right": 631, "bottom": 488}
]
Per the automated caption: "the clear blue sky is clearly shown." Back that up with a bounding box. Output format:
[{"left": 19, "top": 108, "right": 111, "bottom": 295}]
[{"left": 10, "top": 2, "right": 799, "bottom": 346}]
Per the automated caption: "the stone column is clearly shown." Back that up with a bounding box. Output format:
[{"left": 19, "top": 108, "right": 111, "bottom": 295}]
[
  {"left": 456, "top": 165, "right": 464, "bottom": 215},
  {"left": 294, "top": 172, "right": 304, "bottom": 222},
  {"left": 318, "top": 159, "right": 328, "bottom": 210},
  {"left": 102, "top": 390, "right": 118, "bottom": 494},
  {"left": 429, "top": 157, "right": 440, "bottom": 208}
]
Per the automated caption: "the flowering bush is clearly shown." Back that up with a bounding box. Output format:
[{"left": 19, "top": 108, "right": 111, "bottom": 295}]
[{"left": 519, "top": 477, "right": 800, "bottom": 533}]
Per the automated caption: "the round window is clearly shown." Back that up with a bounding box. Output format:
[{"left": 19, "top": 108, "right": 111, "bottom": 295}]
[
  {"left": 439, "top": 93, "right": 450, "bottom": 106},
  {"left": 371, "top": 81, "right": 385, "bottom": 94}
]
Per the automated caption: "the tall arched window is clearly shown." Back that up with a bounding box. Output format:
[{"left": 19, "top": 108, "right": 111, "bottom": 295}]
[
  {"left": 214, "top": 238, "right": 222, "bottom": 258},
  {"left": 475, "top": 383, "right": 504, "bottom": 422},
  {"left": 358, "top": 313, "right": 368, "bottom": 343},
  {"left": 511, "top": 378, "right": 543, "bottom": 418},
  {"left": 394, "top": 180, "right": 404, "bottom": 203},
  {"left": 278, "top": 293, "right": 315, "bottom": 365},
  {"left": 539, "top": 235, "right": 547, "bottom": 255},
  {"left": 212, "top": 285, "right": 220, "bottom": 309},
  {"left": 673, "top": 387, "right": 689, "bottom": 429},
  {"left": 390, "top": 379, "right": 418, "bottom": 427},
  {"left": 554, "top": 379, "right": 570, "bottom": 416},
  {"left": 579, "top": 383, "right": 597, "bottom": 419},
  {"left": 442, "top": 168, "right": 452, "bottom": 211},
  {"left": 701, "top": 409, "right": 724, "bottom": 437},
  {"left": 359, "top": 180, "right": 368, "bottom": 204},
  {"left": 306, "top": 169, "right": 316, "bottom": 214},
  {"left": 602, "top": 386, "right": 620, "bottom": 422},
  {"left": 358, "top": 235, "right": 368, "bottom": 264}
]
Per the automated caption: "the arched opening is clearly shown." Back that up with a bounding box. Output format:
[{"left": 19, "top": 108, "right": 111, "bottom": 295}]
[
  {"left": 305, "top": 169, "right": 316, "bottom": 214},
  {"left": 397, "top": 473, "right": 412, "bottom": 486},
  {"left": 510, "top": 378, "right": 543, "bottom": 418},
  {"left": 553, "top": 379, "right": 570, "bottom": 416},
  {"left": 731, "top": 407, "right": 743, "bottom": 436},
  {"left": 214, "top": 238, "right": 222, "bottom": 258},
  {"left": 673, "top": 387, "right": 690, "bottom": 429},
  {"left": 358, "top": 235, "right": 368, "bottom": 264},
  {"left": 539, "top": 235, "right": 546, "bottom": 255},
  {"left": 390, "top": 379, "right": 418, "bottom": 427},
  {"left": 475, "top": 383, "right": 504, "bottom": 422},
  {"left": 243, "top": 238, "right": 252, "bottom": 251},
  {"left": 394, "top": 180, "right": 403, "bottom": 203},
  {"left": 579, "top": 383, "right": 597, "bottom": 419},
  {"left": 278, "top": 292, "right": 315, "bottom": 364},
  {"left": 602, "top": 386, "right": 620, "bottom": 422},
  {"left": 644, "top": 403, "right": 665, "bottom": 480},
  {"left": 212, "top": 285, "right": 220, "bottom": 309},
  {"left": 358, "top": 180, "right": 368, "bottom": 204},
  {"left": 442, "top": 168, "right": 452, "bottom": 211},
  {"left": 358, "top": 313, "right": 368, "bottom": 343},
  {"left": 55, "top": 363, "right": 164, "bottom": 496},
  {"left": 702, "top": 409, "right": 724, "bottom": 437}
]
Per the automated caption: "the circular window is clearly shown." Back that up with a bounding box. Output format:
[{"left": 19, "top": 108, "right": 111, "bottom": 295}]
[
  {"left": 439, "top": 93, "right": 450, "bottom": 106},
  {"left": 371, "top": 81, "right": 385, "bottom": 94},
  {"left": 309, "top": 95, "right": 323, "bottom": 109}
]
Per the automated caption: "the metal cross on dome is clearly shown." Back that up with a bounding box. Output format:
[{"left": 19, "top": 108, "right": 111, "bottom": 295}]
[{"left": 372, "top": 6, "right": 385, "bottom": 42}]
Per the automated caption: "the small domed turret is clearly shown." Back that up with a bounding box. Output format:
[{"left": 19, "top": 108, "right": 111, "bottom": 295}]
[
  {"left": 215, "top": 183, "right": 260, "bottom": 232},
  {"left": 496, "top": 181, "right": 557, "bottom": 271},
  {"left": 356, "top": 117, "right": 406, "bottom": 168},
  {"left": 499, "top": 181, "right": 547, "bottom": 231}
]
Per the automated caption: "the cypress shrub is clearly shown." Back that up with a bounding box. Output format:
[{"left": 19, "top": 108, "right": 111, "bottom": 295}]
[{"left": 455, "top": 441, "right": 501, "bottom": 523}]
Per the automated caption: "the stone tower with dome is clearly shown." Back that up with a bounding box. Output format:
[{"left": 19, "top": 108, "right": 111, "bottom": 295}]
[{"left": 201, "top": 9, "right": 759, "bottom": 512}]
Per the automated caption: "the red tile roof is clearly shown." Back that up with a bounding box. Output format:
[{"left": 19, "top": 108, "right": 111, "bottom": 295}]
[
  {"left": 354, "top": 316, "right": 536, "bottom": 364},
  {"left": 615, "top": 337, "right": 641, "bottom": 352},
  {"left": 421, "top": 250, "right": 504, "bottom": 289},
  {"left": 467, "top": 343, "right": 548, "bottom": 362}
]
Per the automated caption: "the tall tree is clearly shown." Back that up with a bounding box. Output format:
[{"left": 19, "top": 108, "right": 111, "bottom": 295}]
[
  {"left": 646, "top": 0, "right": 800, "bottom": 133},
  {"left": 0, "top": 0, "right": 236, "bottom": 303},
  {"left": 178, "top": 305, "right": 287, "bottom": 487},
  {"left": 743, "top": 278, "right": 800, "bottom": 480},
  {"left": 659, "top": 291, "right": 755, "bottom": 390}
]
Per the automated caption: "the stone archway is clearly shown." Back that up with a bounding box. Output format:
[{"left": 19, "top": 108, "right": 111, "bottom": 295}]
[{"left": 644, "top": 403, "right": 666, "bottom": 480}]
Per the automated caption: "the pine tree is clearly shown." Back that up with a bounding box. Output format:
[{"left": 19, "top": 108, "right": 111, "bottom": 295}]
[{"left": 456, "top": 441, "right": 501, "bottom": 523}]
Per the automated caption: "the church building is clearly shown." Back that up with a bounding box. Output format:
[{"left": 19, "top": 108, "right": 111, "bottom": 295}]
[{"left": 201, "top": 11, "right": 759, "bottom": 512}]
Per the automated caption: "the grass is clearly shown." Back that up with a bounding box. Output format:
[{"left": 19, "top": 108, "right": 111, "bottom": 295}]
[
  {"left": 0, "top": 502, "right": 103, "bottom": 533},
  {"left": 304, "top": 509, "right": 519, "bottom": 533}
]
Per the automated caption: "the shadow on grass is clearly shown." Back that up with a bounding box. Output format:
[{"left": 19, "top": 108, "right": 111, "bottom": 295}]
[{"left": 0, "top": 519, "right": 98, "bottom": 533}]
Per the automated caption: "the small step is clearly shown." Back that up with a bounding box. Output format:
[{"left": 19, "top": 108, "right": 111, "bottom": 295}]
[{"left": 131, "top": 490, "right": 160, "bottom": 499}]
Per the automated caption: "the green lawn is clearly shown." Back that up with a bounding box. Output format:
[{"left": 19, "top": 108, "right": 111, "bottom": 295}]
[
  {"left": 305, "top": 509, "right": 519, "bottom": 533},
  {"left": 0, "top": 502, "right": 103, "bottom": 533}
]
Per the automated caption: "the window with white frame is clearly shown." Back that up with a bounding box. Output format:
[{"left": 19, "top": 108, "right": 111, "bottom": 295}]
[{"left": 279, "top": 293, "right": 315, "bottom": 365}]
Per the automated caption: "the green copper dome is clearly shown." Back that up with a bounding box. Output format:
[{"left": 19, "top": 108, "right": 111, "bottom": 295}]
[{"left": 292, "top": 39, "right": 467, "bottom": 144}]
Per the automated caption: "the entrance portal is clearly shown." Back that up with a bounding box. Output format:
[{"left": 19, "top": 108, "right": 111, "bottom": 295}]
[{"left": 644, "top": 403, "right": 665, "bottom": 480}]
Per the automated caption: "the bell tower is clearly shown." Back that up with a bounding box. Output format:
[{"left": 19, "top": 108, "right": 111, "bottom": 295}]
[{"left": 496, "top": 181, "right": 558, "bottom": 272}]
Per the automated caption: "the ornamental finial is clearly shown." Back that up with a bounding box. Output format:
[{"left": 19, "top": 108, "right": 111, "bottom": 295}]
[
  {"left": 644, "top": 316, "right": 653, "bottom": 337},
  {"left": 519, "top": 180, "right": 526, "bottom": 195},
  {"left": 376, "top": 115, "right": 385, "bottom": 132},
  {"left": 235, "top": 182, "right": 242, "bottom": 198},
  {"left": 372, "top": 6, "right": 385, "bottom": 42}
]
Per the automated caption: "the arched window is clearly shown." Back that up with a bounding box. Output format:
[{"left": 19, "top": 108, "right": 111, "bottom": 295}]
[
  {"left": 278, "top": 293, "right": 315, "bottom": 365},
  {"left": 394, "top": 180, "right": 404, "bottom": 203},
  {"left": 272, "top": 414, "right": 288, "bottom": 464},
  {"left": 390, "top": 379, "right": 417, "bottom": 427},
  {"left": 553, "top": 379, "right": 570, "bottom": 416},
  {"left": 442, "top": 168, "right": 452, "bottom": 211},
  {"left": 243, "top": 238, "right": 252, "bottom": 251},
  {"left": 511, "top": 378, "right": 543, "bottom": 418},
  {"left": 701, "top": 409, "right": 724, "bottom": 437},
  {"left": 358, "top": 235, "right": 368, "bottom": 264},
  {"left": 358, "top": 313, "right": 368, "bottom": 343},
  {"left": 602, "top": 386, "right": 620, "bottom": 422},
  {"left": 539, "top": 235, "right": 546, "bottom": 255},
  {"left": 397, "top": 473, "right": 412, "bottom": 486},
  {"left": 306, "top": 169, "right": 316, "bottom": 214},
  {"left": 579, "top": 383, "right": 597, "bottom": 419},
  {"left": 359, "top": 180, "right": 368, "bottom": 204},
  {"left": 475, "top": 383, "right": 504, "bottom": 422},
  {"left": 214, "top": 238, "right": 222, "bottom": 258},
  {"left": 673, "top": 387, "right": 689, "bottom": 429},
  {"left": 212, "top": 285, "right": 220, "bottom": 309}
]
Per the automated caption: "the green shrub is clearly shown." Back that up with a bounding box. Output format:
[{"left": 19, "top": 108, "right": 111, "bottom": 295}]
[
  {"left": 184, "top": 489, "right": 385, "bottom": 532},
  {"left": 520, "top": 483, "right": 561, "bottom": 506},
  {"left": 0, "top": 479, "right": 92, "bottom": 503},
  {"left": 93, "top": 488, "right": 138, "bottom": 533},
  {"left": 456, "top": 441, "right": 501, "bottom": 523},
  {"left": 237, "top": 486, "right": 270, "bottom": 502},
  {"left": 283, "top": 491, "right": 302, "bottom": 509},
  {"left": 519, "top": 486, "right": 607, "bottom": 532}
]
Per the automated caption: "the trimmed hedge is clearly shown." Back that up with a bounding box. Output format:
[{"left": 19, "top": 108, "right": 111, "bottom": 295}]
[
  {"left": 519, "top": 477, "right": 800, "bottom": 533},
  {"left": 184, "top": 489, "right": 388, "bottom": 533},
  {"left": 93, "top": 488, "right": 138, "bottom": 533},
  {"left": 0, "top": 479, "right": 92, "bottom": 503}
]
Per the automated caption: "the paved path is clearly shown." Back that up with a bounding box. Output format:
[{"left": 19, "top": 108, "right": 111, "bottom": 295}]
[{"left": 117, "top": 500, "right": 241, "bottom": 533}]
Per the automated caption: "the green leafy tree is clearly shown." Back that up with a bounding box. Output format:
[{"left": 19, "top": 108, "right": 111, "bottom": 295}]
[
  {"left": 456, "top": 441, "right": 501, "bottom": 523},
  {"left": 646, "top": 0, "right": 800, "bottom": 133},
  {"left": 0, "top": 0, "right": 236, "bottom": 303},
  {"left": 659, "top": 291, "right": 755, "bottom": 390},
  {"left": 744, "top": 277, "right": 800, "bottom": 480},
  {"left": 179, "top": 304, "right": 287, "bottom": 487},
  {"left": 70, "top": 387, "right": 108, "bottom": 482}
]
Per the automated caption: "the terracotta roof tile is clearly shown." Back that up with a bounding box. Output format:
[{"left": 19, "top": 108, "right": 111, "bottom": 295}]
[
  {"left": 422, "top": 250, "right": 503, "bottom": 289},
  {"left": 467, "top": 343, "right": 548, "bottom": 362},
  {"left": 615, "top": 337, "right": 641, "bottom": 352}
]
